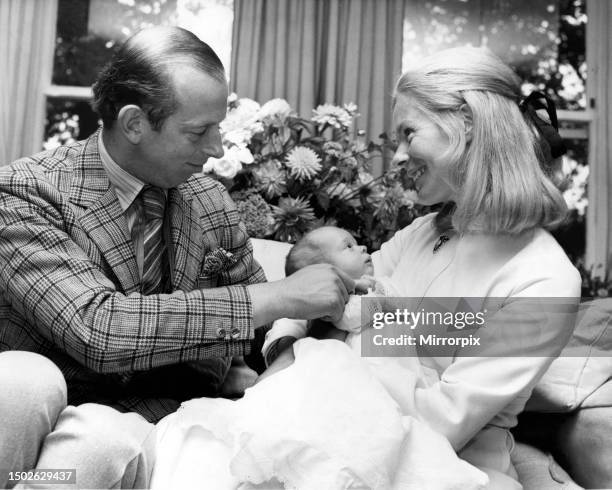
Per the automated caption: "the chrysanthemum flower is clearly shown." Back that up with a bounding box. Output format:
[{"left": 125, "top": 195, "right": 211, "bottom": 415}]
[
  {"left": 312, "top": 103, "right": 353, "bottom": 130},
  {"left": 285, "top": 146, "right": 322, "bottom": 181},
  {"left": 253, "top": 160, "right": 287, "bottom": 198},
  {"left": 322, "top": 141, "right": 344, "bottom": 158},
  {"left": 272, "top": 196, "right": 316, "bottom": 243}
]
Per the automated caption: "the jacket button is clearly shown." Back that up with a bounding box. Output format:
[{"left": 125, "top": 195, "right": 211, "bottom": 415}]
[
  {"left": 216, "top": 327, "right": 227, "bottom": 339},
  {"left": 230, "top": 327, "right": 241, "bottom": 340}
]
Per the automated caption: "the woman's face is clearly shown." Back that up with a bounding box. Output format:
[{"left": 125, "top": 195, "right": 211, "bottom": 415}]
[{"left": 392, "top": 93, "right": 458, "bottom": 205}]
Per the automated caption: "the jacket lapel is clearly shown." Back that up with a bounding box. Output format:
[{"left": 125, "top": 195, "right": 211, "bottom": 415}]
[
  {"left": 70, "top": 131, "right": 141, "bottom": 294},
  {"left": 167, "top": 187, "right": 204, "bottom": 291}
]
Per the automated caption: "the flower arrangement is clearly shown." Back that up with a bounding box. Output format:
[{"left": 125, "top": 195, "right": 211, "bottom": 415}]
[{"left": 203, "top": 94, "right": 420, "bottom": 250}]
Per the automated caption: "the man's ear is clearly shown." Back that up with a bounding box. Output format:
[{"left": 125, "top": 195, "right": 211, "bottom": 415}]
[
  {"left": 459, "top": 104, "right": 473, "bottom": 142},
  {"left": 117, "top": 105, "right": 147, "bottom": 144}
]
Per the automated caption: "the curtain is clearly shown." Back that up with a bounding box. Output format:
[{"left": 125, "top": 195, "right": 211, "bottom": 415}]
[
  {"left": 585, "top": 0, "right": 612, "bottom": 276},
  {"left": 231, "top": 0, "right": 405, "bottom": 171},
  {"left": 0, "top": 0, "right": 58, "bottom": 166}
]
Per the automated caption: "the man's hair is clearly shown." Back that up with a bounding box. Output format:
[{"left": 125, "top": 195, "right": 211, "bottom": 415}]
[
  {"left": 284, "top": 231, "right": 327, "bottom": 276},
  {"left": 92, "top": 26, "right": 226, "bottom": 130},
  {"left": 395, "top": 46, "right": 567, "bottom": 235}
]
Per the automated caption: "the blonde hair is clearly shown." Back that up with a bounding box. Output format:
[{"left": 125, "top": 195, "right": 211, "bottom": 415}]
[{"left": 395, "top": 46, "right": 567, "bottom": 235}]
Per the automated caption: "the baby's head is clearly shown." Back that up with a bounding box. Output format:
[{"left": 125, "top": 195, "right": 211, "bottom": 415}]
[{"left": 285, "top": 226, "right": 373, "bottom": 278}]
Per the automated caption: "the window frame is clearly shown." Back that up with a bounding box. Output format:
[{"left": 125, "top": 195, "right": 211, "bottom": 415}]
[{"left": 44, "top": 0, "right": 603, "bottom": 269}]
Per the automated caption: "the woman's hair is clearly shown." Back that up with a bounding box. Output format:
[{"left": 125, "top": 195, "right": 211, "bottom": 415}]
[
  {"left": 92, "top": 26, "right": 226, "bottom": 130},
  {"left": 395, "top": 46, "right": 567, "bottom": 235}
]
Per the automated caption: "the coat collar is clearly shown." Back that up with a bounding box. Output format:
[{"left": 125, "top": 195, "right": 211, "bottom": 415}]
[
  {"left": 167, "top": 187, "right": 204, "bottom": 291},
  {"left": 71, "top": 129, "right": 141, "bottom": 293},
  {"left": 71, "top": 129, "right": 205, "bottom": 294}
]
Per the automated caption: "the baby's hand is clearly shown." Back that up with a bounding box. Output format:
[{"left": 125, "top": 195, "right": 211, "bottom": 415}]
[{"left": 354, "top": 275, "right": 377, "bottom": 294}]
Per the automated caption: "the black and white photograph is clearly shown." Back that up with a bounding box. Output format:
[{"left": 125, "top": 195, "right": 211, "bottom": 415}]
[{"left": 0, "top": 0, "right": 611, "bottom": 488}]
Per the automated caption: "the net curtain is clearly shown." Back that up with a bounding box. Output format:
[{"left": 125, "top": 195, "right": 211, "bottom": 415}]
[
  {"left": 0, "top": 0, "right": 58, "bottom": 166},
  {"left": 230, "top": 0, "right": 406, "bottom": 173}
]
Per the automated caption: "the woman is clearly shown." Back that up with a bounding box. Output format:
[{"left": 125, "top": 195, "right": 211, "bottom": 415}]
[
  {"left": 368, "top": 46, "right": 580, "bottom": 487},
  {"left": 152, "top": 47, "right": 580, "bottom": 489}
]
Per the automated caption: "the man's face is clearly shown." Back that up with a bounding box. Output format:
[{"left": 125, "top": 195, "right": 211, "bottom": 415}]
[{"left": 136, "top": 66, "right": 228, "bottom": 188}]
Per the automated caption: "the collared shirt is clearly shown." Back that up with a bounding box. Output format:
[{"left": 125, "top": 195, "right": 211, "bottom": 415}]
[{"left": 98, "top": 130, "right": 148, "bottom": 277}]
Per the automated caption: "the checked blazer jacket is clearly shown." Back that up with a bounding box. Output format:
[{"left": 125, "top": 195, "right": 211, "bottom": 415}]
[{"left": 0, "top": 130, "right": 267, "bottom": 422}]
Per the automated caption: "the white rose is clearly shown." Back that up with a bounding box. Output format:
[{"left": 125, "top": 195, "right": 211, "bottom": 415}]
[
  {"left": 224, "top": 129, "right": 252, "bottom": 147},
  {"left": 209, "top": 150, "right": 243, "bottom": 179},
  {"left": 231, "top": 145, "right": 254, "bottom": 165},
  {"left": 202, "top": 159, "right": 216, "bottom": 173}
]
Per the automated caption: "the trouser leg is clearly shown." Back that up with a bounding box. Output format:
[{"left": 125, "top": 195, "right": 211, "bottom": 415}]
[
  {"left": 17, "top": 403, "right": 155, "bottom": 489},
  {"left": 511, "top": 442, "right": 582, "bottom": 490},
  {"left": 0, "top": 351, "right": 67, "bottom": 489},
  {"left": 556, "top": 385, "right": 612, "bottom": 490}
]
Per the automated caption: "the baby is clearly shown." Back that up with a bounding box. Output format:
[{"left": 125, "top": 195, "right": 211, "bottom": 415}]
[
  {"left": 261, "top": 226, "right": 397, "bottom": 368},
  {"left": 151, "top": 226, "right": 483, "bottom": 489}
]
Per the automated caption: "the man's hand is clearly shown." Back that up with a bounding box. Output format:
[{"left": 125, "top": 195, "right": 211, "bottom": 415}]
[
  {"left": 249, "top": 264, "right": 355, "bottom": 327},
  {"left": 283, "top": 264, "right": 355, "bottom": 322}
]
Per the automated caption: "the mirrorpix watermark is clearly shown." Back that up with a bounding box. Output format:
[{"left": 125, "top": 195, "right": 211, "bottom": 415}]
[{"left": 359, "top": 297, "right": 581, "bottom": 358}]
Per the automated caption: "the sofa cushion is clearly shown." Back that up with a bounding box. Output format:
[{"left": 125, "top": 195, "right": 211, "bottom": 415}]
[
  {"left": 526, "top": 298, "right": 612, "bottom": 412},
  {"left": 251, "top": 238, "right": 293, "bottom": 281}
]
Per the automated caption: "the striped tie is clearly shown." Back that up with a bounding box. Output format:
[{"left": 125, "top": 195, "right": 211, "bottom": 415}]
[{"left": 140, "top": 185, "right": 168, "bottom": 295}]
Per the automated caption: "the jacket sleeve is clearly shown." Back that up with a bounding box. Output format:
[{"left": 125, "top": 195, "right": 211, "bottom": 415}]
[{"left": 0, "top": 170, "right": 264, "bottom": 374}]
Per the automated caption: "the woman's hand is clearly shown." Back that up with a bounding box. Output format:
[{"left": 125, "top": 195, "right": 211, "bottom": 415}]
[{"left": 354, "top": 275, "right": 377, "bottom": 294}]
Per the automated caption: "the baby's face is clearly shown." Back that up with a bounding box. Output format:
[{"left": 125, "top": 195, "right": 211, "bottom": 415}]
[{"left": 313, "top": 227, "right": 374, "bottom": 279}]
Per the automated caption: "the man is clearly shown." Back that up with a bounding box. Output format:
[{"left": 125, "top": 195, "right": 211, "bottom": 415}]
[{"left": 0, "top": 26, "right": 353, "bottom": 488}]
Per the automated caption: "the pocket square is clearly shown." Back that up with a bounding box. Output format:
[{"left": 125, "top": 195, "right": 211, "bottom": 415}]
[{"left": 202, "top": 247, "right": 237, "bottom": 275}]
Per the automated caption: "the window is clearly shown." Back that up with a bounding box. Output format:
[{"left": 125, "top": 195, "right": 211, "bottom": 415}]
[
  {"left": 402, "top": 0, "right": 589, "bottom": 262},
  {"left": 44, "top": 0, "right": 234, "bottom": 148}
]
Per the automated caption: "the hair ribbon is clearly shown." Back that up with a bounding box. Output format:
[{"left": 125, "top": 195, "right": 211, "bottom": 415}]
[{"left": 519, "top": 91, "right": 567, "bottom": 160}]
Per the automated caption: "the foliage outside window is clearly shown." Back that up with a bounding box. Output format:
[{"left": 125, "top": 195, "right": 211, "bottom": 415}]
[
  {"left": 402, "top": 0, "right": 586, "bottom": 110},
  {"left": 44, "top": 0, "right": 596, "bottom": 289},
  {"left": 45, "top": 0, "right": 233, "bottom": 148},
  {"left": 401, "top": 0, "right": 592, "bottom": 290}
]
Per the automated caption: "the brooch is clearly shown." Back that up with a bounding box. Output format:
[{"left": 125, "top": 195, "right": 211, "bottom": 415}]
[
  {"left": 433, "top": 234, "right": 450, "bottom": 254},
  {"left": 202, "top": 247, "right": 237, "bottom": 275}
]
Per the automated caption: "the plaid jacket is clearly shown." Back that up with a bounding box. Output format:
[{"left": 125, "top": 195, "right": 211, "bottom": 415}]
[{"left": 0, "top": 131, "right": 267, "bottom": 422}]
